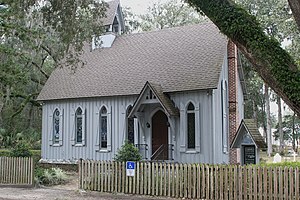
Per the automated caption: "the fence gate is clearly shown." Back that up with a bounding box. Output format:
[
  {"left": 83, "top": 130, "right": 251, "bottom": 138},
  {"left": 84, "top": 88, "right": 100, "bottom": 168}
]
[{"left": 0, "top": 157, "right": 34, "bottom": 187}]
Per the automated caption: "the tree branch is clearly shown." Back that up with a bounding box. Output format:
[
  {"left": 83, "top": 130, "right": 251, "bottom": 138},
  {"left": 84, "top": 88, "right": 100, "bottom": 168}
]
[
  {"left": 288, "top": 0, "right": 300, "bottom": 32},
  {"left": 31, "top": 61, "right": 49, "bottom": 79},
  {"left": 8, "top": 92, "right": 40, "bottom": 119},
  {"left": 187, "top": 0, "right": 300, "bottom": 116},
  {"left": 41, "top": 45, "right": 58, "bottom": 63}
]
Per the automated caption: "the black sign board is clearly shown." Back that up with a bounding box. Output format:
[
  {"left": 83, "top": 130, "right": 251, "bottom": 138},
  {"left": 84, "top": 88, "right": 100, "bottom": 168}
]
[{"left": 243, "top": 145, "right": 256, "bottom": 165}]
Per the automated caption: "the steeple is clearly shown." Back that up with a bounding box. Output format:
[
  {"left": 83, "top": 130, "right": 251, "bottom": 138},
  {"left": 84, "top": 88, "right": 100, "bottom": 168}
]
[{"left": 92, "top": 0, "right": 125, "bottom": 50}]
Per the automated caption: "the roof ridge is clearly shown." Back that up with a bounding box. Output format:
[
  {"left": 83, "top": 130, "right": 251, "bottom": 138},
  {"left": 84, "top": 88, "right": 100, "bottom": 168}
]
[{"left": 37, "top": 20, "right": 227, "bottom": 101}]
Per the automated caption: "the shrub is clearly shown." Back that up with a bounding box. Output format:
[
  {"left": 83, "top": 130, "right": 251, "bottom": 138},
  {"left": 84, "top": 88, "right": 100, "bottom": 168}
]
[
  {"left": 35, "top": 167, "right": 68, "bottom": 186},
  {"left": 114, "top": 141, "right": 142, "bottom": 162},
  {"left": 0, "top": 149, "right": 11, "bottom": 157},
  {"left": 10, "top": 142, "right": 32, "bottom": 157},
  {"left": 259, "top": 161, "right": 300, "bottom": 168}
]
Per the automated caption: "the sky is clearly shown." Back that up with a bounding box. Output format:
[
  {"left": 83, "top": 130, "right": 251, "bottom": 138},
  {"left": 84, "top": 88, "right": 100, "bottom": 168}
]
[{"left": 120, "top": 0, "right": 168, "bottom": 14}]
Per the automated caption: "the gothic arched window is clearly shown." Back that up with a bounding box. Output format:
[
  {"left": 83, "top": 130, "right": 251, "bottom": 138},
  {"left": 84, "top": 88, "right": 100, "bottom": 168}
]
[
  {"left": 75, "top": 107, "right": 83, "bottom": 144},
  {"left": 127, "top": 105, "right": 134, "bottom": 144},
  {"left": 53, "top": 109, "right": 60, "bottom": 144},
  {"left": 100, "top": 106, "right": 108, "bottom": 148},
  {"left": 187, "top": 102, "right": 195, "bottom": 149}
]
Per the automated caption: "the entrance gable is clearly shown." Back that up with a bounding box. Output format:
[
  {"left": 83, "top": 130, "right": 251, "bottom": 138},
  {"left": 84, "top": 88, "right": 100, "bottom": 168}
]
[
  {"left": 231, "top": 119, "right": 267, "bottom": 149},
  {"left": 129, "top": 81, "right": 179, "bottom": 118}
]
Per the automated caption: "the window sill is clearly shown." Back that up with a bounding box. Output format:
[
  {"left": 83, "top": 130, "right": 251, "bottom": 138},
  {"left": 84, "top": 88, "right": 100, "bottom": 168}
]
[
  {"left": 185, "top": 150, "right": 198, "bottom": 154},
  {"left": 74, "top": 144, "right": 84, "bottom": 147},
  {"left": 96, "top": 149, "right": 110, "bottom": 153},
  {"left": 51, "top": 144, "right": 62, "bottom": 147}
]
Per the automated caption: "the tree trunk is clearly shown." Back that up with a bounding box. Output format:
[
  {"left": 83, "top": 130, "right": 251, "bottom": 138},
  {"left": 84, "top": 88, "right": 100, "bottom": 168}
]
[
  {"left": 187, "top": 0, "right": 300, "bottom": 117},
  {"left": 252, "top": 100, "right": 257, "bottom": 122},
  {"left": 277, "top": 96, "right": 284, "bottom": 154},
  {"left": 0, "top": 99, "right": 3, "bottom": 125},
  {"left": 265, "top": 85, "right": 272, "bottom": 157},
  {"left": 292, "top": 112, "right": 296, "bottom": 152},
  {"left": 288, "top": 0, "right": 300, "bottom": 32}
]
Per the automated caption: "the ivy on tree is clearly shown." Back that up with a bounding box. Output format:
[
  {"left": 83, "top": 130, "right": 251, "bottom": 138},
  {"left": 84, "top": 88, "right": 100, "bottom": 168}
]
[{"left": 187, "top": 0, "right": 300, "bottom": 116}]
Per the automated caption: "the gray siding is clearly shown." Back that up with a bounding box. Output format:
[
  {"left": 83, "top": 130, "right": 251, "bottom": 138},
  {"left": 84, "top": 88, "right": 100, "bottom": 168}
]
[
  {"left": 169, "top": 90, "right": 214, "bottom": 163},
  {"left": 237, "top": 74, "right": 245, "bottom": 121},
  {"left": 212, "top": 55, "right": 230, "bottom": 164},
  {"left": 41, "top": 56, "right": 244, "bottom": 164},
  {"left": 41, "top": 96, "right": 137, "bottom": 163}
]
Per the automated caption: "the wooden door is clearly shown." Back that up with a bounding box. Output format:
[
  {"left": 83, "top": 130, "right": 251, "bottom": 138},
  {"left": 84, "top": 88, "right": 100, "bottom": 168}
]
[{"left": 152, "top": 110, "right": 168, "bottom": 160}]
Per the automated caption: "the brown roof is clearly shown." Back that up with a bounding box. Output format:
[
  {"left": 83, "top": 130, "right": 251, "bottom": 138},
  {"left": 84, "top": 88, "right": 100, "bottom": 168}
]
[
  {"left": 149, "top": 82, "right": 179, "bottom": 117},
  {"left": 37, "top": 22, "right": 227, "bottom": 101},
  {"left": 103, "top": 0, "right": 120, "bottom": 26},
  {"left": 129, "top": 82, "right": 179, "bottom": 117},
  {"left": 231, "top": 119, "right": 267, "bottom": 149},
  {"left": 243, "top": 119, "right": 267, "bottom": 149}
]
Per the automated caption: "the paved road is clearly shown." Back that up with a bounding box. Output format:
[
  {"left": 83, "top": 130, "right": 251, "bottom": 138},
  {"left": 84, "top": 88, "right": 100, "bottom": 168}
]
[{"left": 0, "top": 187, "right": 176, "bottom": 200}]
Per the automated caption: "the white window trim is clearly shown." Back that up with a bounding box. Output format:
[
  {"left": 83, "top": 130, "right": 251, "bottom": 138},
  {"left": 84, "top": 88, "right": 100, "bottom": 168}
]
[
  {"left": 49, "top": 107, "right": 63, "bottom": 147},
  {"left": 95, "top": 105, "right": 112, "bottom": 152},
  {"left": 126, "top": 105, "right": 135, "bottom": 144},
  {"left": 222, "top": 80, "right": 229, "bottom": 154},
  {"left": 180, "top": 101, "right": 200, "bottom": 153},
  {"left": 71, "top": 106, "right": 86, "bottom": 146}
]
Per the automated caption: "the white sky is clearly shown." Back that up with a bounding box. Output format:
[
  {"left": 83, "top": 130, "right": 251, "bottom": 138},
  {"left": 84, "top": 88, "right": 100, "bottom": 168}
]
[{"left": 120, "top": 0, "right": 168, "bottom": 14}]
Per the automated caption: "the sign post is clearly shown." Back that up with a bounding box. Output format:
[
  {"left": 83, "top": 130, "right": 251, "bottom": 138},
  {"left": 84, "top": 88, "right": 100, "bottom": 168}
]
[{"left": 126, "top": 161, "right": 135, "bottom": 177}]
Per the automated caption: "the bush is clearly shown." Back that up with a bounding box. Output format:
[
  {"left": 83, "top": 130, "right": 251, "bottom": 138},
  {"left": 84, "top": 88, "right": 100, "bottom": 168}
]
[
  {"left": 35, "top": 167, "right": 68, "bottom": 186},
  {"left": 259, "top": 161, "right": 300, "bottom": 168},
  {"left": 0, "top": 149, "right": 10, "bottom": 157},
  {"left": 10, "top": 142, "right": 32, "bottom": 157},
  {"left": 114, "top": 141, "right": 142, "bottom": 162}
]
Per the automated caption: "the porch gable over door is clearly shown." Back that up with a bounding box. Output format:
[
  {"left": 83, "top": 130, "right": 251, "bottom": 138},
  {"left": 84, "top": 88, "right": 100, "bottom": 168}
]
[{"left": 128, "top": 81, "right": 179, "bottom": 118}]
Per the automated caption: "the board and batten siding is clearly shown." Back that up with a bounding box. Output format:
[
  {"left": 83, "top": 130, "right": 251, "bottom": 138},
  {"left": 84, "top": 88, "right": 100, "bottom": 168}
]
[
  {"left": 41, "top": 58, "right": 241, "bottom": 164},
  {"left": 169, "top": 90, "right": 214, "bottom": 164},
  {"left": 212, "top": 55, "right": 230, "bottom": 164},
  {"left": 41, "top": 95, "right": 137, "bottom": 163},
  {"left": 237, "top": 74, "right": 245, "bottom": 121}
]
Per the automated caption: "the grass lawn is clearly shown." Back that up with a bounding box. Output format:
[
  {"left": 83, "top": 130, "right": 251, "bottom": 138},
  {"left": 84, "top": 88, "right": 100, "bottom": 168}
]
[{"left": 260, "top": 150, "right": 300, "bottom": 163}]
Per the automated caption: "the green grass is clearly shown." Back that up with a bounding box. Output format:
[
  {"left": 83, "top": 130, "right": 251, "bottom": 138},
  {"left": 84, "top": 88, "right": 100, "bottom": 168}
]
[{"left": 260, "top": 151, "right": 300, "bottom": 163}]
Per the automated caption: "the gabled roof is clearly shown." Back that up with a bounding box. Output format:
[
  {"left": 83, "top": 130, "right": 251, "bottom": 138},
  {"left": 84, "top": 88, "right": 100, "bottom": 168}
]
[
  {"left": 37, "top": 22, "right": 227, "bottom": 101},
  {"left": 231, "top": 119, "right": 267, "bottom": 149},
  {"left": 129, "top": 82, "right": 179, "bottom": 118},
  {"left": 103, "top": 0, "right": 120, "bottom": 26}
]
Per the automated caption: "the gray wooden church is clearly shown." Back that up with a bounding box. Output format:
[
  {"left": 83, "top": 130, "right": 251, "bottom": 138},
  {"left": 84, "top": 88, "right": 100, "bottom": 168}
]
[{"left": 37, "top": 0, "right": 248, "bottom": 164}]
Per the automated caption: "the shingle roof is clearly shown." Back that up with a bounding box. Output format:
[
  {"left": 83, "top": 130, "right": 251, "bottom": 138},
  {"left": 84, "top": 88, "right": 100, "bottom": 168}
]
[
  {"left": 102, "top": 0, "right": 120, "bottom": 26},
  {"left": 129, "top": 82, "right": 179, "bottom": 118},
  {"left": 149, "top": 82, "right": 179, "bottom": 117},
  {"left": 243, "top": 119, "right": 267, "bottom": 149},
  {"left": 231, "top": 119, "right": 267, "bottom": 149},
  {"left": 37, "top": 22, "right": 227, "bottom": 101}
]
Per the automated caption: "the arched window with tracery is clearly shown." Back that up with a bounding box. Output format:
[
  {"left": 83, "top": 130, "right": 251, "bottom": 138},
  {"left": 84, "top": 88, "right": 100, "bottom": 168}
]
[
  {"left": 53, "top": 109, "right": 60, "bottom": 144},
  {"left": 75, "top": 107, "right": 83, "bottom": 144},
  {"left": 100, "top": 106, "right": 108, "bottom": 148}
]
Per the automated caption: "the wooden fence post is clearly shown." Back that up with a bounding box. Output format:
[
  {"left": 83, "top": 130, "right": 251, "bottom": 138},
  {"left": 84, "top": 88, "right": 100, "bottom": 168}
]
[{"left": 73, "top": 160, "right": 300, "bottom": 200}]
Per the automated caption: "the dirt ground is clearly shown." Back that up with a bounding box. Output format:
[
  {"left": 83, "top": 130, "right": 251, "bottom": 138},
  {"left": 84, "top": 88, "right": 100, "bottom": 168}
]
[{"left": 0, "top": 172, "right": 177, "bottom": 200}]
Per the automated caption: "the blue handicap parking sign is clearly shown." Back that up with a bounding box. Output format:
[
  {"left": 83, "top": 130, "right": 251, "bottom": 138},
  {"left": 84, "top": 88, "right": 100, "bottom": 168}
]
[{"left": 126, "top": 161, "right": 135, "bottom": 170}]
